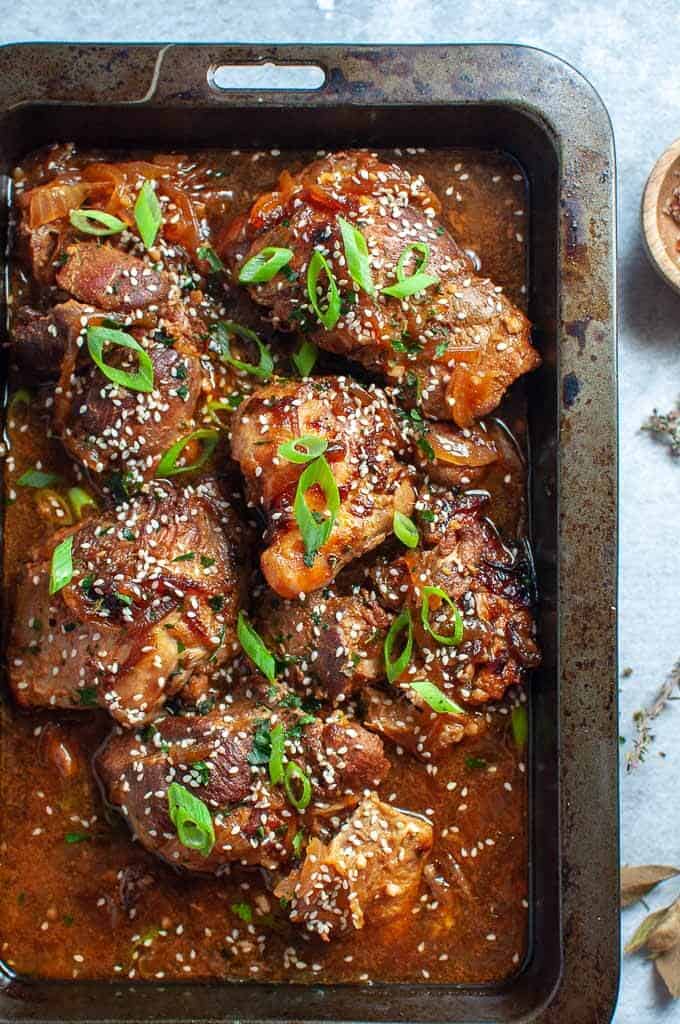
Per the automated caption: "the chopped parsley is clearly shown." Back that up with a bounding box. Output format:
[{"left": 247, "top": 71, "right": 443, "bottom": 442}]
[
  {"left": 231, "top": 901, "right": 253, "bottom": 924},
  {"left": 190, "top": 761, "right": 211, "bottom": 786},
  {"left": 292, "top": 830, "right": 306, "bottom": 858},
  {"left": 74, "top": 687, "right": 98, "bottom": 707},
  {"left": 247, "top": 720, "right": 273, "bottom": 766},
  {"left": 64, "top": 832, "right": 91, "bottom": 844},
  {"left": 153, "top": 328, "right": 175, "bottom": 348}
]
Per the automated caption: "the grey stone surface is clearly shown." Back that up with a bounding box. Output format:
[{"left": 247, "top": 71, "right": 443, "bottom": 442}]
[{"left": 0, "top": 1, "right": 678, "bottom": 1019}]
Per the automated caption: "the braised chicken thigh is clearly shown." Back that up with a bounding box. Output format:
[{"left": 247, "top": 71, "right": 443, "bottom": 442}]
[
  {"left": 8, "top": 480, "right": 245, "bottom": 726},
  {"left": 230, "top": 376, "right": 415, "bottom": 598},
  {"left": 275, "top": 794, "right": 433, "bottom": 940},
  {"left": 54, "top": 321, "right": 204, "bottom": 485},
  {"left": 96, "top": 693, "right": 389, "bottom": 873},
  {"left": 255, "top": 586, "right": 391, "bottom": 703},
  {"left": 222, "top": 151, "right": 540, "bottom": 426}
]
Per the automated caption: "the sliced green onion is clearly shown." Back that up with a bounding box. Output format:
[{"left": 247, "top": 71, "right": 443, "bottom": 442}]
[
  {"left": 49, "top": 535, "right": 73, "bottom": 596},
  {"left": 283, "top": 761, "right": 312, "bottom": 811},
  {"left": 384, "top": 608, "right": 413, "bottom": 684},
  {"left": 134, "top": 180, "right": 162, "bottom": 249},
  {"left": 383, "top": 273, "right": 440, "bottom": 299},
  {"left": 382, "top": 241, "right": 440, "bottom": 299},
  {"left": 167, "top": 782, "right": 215, "bottom": 857},
  {"left": 69, "top": 208, "right": 127, "bottom": 237},
  {"left": 196, "top": 244, "right": 225, "bottom": 272},
  {"left": 293, "top": 455, "right": 340, "bottom": 567},
  {"left": 393, "top": 509, "right": 419, "bottom": 549},
  {"left": 410, "top": 680, "right": 464, "bottom": 715},
  {"left": 155, "top": 429, "right": 218, "bottom": 478},
  {"left": 338, "top": 216, "right": 374, "bottom": 295},
  {"left": 421, "top": 585, "right": 464, "bottom": 646},
  {"left": 237, "top": 611, "right": 277, "bottom": 683},
  {"left": 278, "top": 435, "right": 328, "bottom": 465},
  {"left": 211, "top": 321, "right": 274, "bottom": 379},
  {"left": 87, "top": 326, "right": 154, "bottom": 394},
  {"left": 68, "top": 487, "right": 97, "bottom": 520},
  {"left": 512, "top": 705, "right": 528, "bottom": 750},
  {"left": 239, "top": 246, "right": 294, "bottom": 284},
  {"left": 292, "top": 339, "right": 318, "bottom": 377},
  {"left": 17, "top": 468, "right": 63, "bottom": 488},
  {"left": 268, "top": 722, "right": 286, "bottom": 786},
  {"left": 7, "top": 387, "right": 32, "bottom": 417},
  {"left": 307, "top": 250, "right": 341, "bottom": 330},
  {"left": 206, "top": 394, "right": 243, "bottom": 425},
  {"left": 397, "top": 242, "right": 430, "bottom": 279}
]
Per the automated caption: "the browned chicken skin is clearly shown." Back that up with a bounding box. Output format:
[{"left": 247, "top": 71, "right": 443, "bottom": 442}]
[
  {"left": 398, "top": 509, "right": 539, "bottom": 707},
  {"left": 408, "top": 417, "right": 528, "bottom": 541},
  {"left": 256, "top": 586, "right": 391, "bottom": 704},
  {"left": 230, "top": 376, "right": 415, "bottom": 599},
  {"left": 95, "top": 695, "right": 390, "bottom": 873},
  {"left": 56, "top": 242, "right": 171, "bottom": 312},
  {"left": 275, "top": 793, "right": 433, "bottom": 940},
  {"left": 54, "top": 321, "right": 204, "bottom": 485},
  {"left": 222, "top": 151, "right": 540, "bottom": 426},
  {"left": 8, "top": 480, "right": 246, "bottom": 726},
  {"left": 10, "top": 300, "right": 86, "bottom": 383}
]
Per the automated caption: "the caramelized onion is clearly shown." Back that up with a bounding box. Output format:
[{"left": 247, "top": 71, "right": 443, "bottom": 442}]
[
  {"left": 427, "top": 424, "right": 498, "bottom": 468},
  {"left": 159, "top": 183, "right": 202, "bottom": 254},
  {"left": 33, "top": 488, "right": 74, "bottom": 526},
  {"left": 27, "top": 181, "right": 106, "bottom": 230}
]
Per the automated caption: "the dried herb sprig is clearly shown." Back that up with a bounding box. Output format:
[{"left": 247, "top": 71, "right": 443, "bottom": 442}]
[
  {"left": 642, "top": 400, "right": 680, "bottom": 456},
  {"left": 626, "top": 659, "right": 680, "bottom": 771}
]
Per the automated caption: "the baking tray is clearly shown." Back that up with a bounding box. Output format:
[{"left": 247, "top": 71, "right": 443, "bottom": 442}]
[{"left": 0, "top": 42, "right": 618, "bottom": 1024}]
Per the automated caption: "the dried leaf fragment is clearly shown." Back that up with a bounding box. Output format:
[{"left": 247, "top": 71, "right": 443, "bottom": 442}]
[{"left": 621, "top": 865, "right": 680, "bottom": 908}]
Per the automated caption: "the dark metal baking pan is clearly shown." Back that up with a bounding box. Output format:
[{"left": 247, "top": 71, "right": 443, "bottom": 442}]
[{"left": 0, "top": 42, "right": 618, "bottom": 1024}]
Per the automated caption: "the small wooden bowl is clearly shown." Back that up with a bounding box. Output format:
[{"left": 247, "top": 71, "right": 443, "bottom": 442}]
[{"left": 642, "top": 137, "right": 680, "bottom": 294}]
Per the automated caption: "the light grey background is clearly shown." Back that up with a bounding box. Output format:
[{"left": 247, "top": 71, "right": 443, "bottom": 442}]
[{"left": 2, "top": 1, "right": 679, "bottom": 1020}]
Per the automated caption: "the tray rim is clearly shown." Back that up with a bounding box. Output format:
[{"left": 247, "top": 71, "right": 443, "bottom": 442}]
[{"left": 0, "top": 40, "right": 619, "bottom": 1024}]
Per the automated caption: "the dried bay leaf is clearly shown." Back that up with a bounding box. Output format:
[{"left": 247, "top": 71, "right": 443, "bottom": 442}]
[
  {"left": 647, "top": 899, "right": 680, "bottom": 954},
  {"left": 625, "top": 906, "right": 671, "bottom": 954},
  {"left": 655, "top": 943, "right": 680, "bottom": 999},
  {"left": 621, "top": 865, "right": 680, "bottom": 908},
  {"left": 625, "top": 894, "right": 680, "bottom": 997}
]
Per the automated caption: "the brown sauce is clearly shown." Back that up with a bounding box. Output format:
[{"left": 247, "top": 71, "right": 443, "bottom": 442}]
[{"left": 0, "top": 146, "right": 530, "bottom": 985}]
